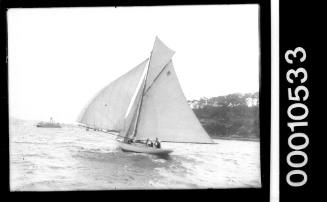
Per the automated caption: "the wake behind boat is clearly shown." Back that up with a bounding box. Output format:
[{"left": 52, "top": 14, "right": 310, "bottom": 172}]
[{"left": 77, "top": 37, "right": 214, "bottom": 155}]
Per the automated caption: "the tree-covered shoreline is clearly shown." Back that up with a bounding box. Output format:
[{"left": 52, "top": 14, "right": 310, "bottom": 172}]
[{"left": 189, "top": 92, "right": 259, "bottom": 141}]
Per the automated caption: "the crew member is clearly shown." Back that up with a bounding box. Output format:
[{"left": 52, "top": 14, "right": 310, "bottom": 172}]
[{"left": 154, "top": 137, "right": 161, "bottom": 148}]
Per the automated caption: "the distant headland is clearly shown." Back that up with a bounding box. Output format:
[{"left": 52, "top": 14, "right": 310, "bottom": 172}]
[{"left": 188, "top": 92, "right": 259, "bottom": 141}]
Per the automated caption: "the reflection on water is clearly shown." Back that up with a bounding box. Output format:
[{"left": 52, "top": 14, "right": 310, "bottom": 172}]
[{"left": 9, "top": 118, "right": 261, "bottom": 190}]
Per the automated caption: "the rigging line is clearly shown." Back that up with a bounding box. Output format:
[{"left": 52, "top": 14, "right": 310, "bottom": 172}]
[
  {"left": 132, "top": 51, "right": 153, "bottom": 138},
  {"left": 124, "top": 94, "right": 142, "bottom": 139},
  {"left": 161, "top": 140, "right": 218, "bottom": 144},
  {"left": 83, "top": 125, "right": 135, "bottom": 140},
  {"left": 144, "top": 61, "right": 170, "bottom": 95},
  {"left": 82, "top": 126, "right": 217, "bottom": 144}
]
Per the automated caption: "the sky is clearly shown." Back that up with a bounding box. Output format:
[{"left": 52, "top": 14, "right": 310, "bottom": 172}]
[{"left": 8, "top": 5, "right": 260, "bottom": 123}]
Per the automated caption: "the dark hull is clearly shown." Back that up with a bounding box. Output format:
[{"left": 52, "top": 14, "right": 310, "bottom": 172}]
[{"left": 36, "top": 123, "right": 61, "bottom": 128}]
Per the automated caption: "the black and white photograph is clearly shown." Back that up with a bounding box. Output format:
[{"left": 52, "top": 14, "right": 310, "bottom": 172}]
[{"left": 8, "top": 5, "right": 262, "bottom": 191}]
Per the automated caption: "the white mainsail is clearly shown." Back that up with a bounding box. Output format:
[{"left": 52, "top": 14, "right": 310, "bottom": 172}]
[
  {"left": 77, "top": 59, "right": 149, "bottom": 131},
  {"left": 135, "top": 60, "right": 213, "bottom": 143}
]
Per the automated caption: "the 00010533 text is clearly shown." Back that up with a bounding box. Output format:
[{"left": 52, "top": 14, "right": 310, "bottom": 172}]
[{"left": 284, "top": 47, "right": 309, "bottom": 187}]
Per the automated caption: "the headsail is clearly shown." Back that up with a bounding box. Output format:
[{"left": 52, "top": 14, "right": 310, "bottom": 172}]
[
  {"left": 135, "top": 60, "right": 214, "bottom": 143},
  {"left": 145, "top": 36, "right": 175, "bottom": 91},
  {"left": 77, "top": 59, "right": 149, "bottom": 131},
  {"left": 120, "top": 73, "right": 147, "bottom": 139}
]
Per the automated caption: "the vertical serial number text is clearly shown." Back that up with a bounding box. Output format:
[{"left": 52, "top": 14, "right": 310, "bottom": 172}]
[{"left": 284, "top": 47, "right": 309, "bottom": 187}]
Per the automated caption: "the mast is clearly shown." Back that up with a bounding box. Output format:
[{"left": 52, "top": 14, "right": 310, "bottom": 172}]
[{"left": 132, "top": 51, "right": 153, "bottom": 138}]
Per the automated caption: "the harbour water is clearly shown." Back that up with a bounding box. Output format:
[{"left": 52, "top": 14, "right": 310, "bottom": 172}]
[{"left": 10, "top": 118, "right": 261, "bottom": 191}]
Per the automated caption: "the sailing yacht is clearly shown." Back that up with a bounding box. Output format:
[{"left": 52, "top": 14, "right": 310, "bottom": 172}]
[{"left": 77, "top": 37, "right": 213, "bottom": 155}]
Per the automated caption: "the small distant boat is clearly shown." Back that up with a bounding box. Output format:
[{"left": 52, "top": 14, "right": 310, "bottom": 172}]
[
  {"left": 36, "top": 117, "right": 61, "bottom": 128},
  {"left": 77, "top": 37, "right": 214, "bottom": 155}
]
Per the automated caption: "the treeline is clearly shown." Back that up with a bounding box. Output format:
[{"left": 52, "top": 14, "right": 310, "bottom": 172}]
[{"left": 190, "top": 92, "right": 259, "bottom": 140}]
